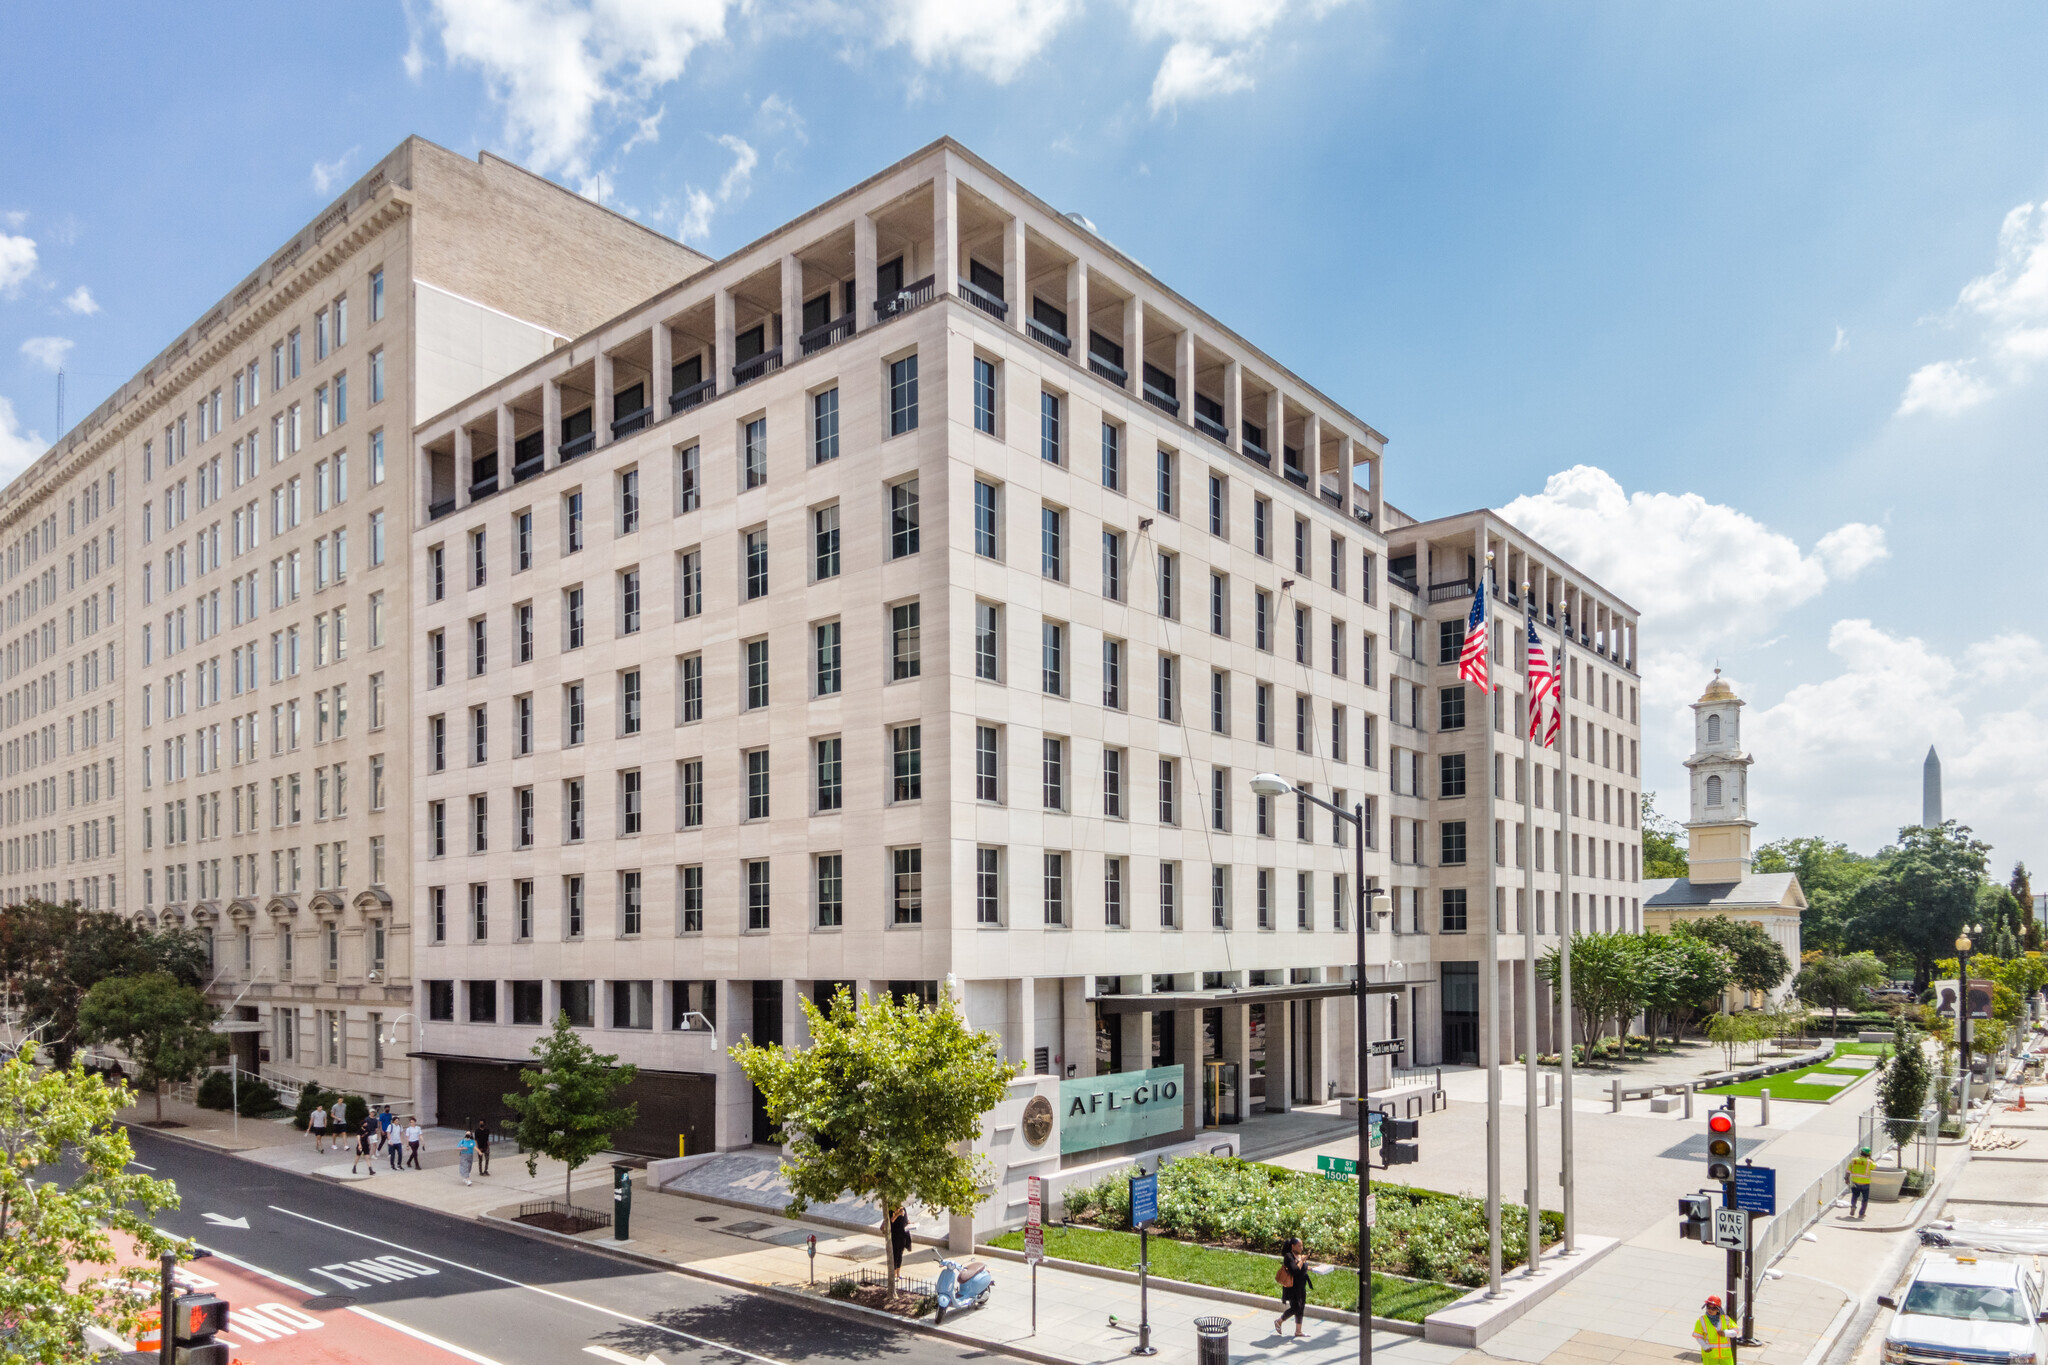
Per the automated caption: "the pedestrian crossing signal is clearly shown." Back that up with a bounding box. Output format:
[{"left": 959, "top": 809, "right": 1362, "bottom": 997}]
[
  {"left": 1706, "top": 1110, "right": 1736, "bottom": 1183},
  {"left": 1678, "top": 1193, "right": 1713, "bottom": 1241}
]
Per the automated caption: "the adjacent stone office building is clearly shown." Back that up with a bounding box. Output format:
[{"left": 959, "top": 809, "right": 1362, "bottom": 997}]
[
  {"left": 0, "top": 137, "right": 703, "bottom": 1108},
  {"left": 406, "top": 137, "right": 1644, "bottom": 1158}
]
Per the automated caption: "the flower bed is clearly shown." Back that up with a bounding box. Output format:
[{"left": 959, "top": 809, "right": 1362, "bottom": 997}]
[{"left": 1058, "top": 1155, "right": 1561, "bottom": 1288}]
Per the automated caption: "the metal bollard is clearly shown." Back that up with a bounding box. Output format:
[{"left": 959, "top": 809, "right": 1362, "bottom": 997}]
[
  {"left": 1545, "top": 1072, "right": 1555, "bottom": 1107},
  {"left": 1611, "top": 1077, "right": 1622, "bottom": 1113},
  {"left": 1195, "top": 1316, "right": 1230, "bottom": 1365},
  {"left": 1684, "top": 1083, "right": 1693, "bottom": 1120},
  {"left": 1761, "top": 1089, "right": 1771, "bottom": 1127}
]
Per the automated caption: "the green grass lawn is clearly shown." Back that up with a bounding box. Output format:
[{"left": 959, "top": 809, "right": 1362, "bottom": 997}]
[
  {"left": 986, "top": 1224, "right": 1467, "bottom": 1322},
  {"left": 1700, "top": 1042, "right": 1888, "bottom": 1102}
]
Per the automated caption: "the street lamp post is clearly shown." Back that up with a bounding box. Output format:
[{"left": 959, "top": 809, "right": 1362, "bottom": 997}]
[
  {"left": 1252, "top": 773, "right": 1389, "bottom": 1365},
  {"left": 1955, "top": 928, "right": 1978, "bottom": 1119}
]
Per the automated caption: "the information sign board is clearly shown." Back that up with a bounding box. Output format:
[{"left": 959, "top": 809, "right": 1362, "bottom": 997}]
[
  {"left": 1734, "top": 1165, "right": 1776, "bottom": 1216},
  {"left": 1130, "top": 1172, "right": 1159, "bottom": 1229}
]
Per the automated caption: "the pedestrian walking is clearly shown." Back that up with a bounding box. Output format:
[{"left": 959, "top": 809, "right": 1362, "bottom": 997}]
[
  {"left": 309, "top": 1102, "right": 328, "bottom": 1153},
  {"left": 457, "top": 1130, "right": 476, "bottom": 1185},
  {"left": 388, "top": 1119, "right": 405, "bottom": 1170},
  {"left": 330, "top": 1096, "right": 347, "bottom": 1139},
  {"left": 474, "top": 1118, "right": 491, "bottom": 1176},
  {"left": 350, "top": 1117, "right": 379, "bottom": 1176},
  {"left": 378, "top": 1106, "right": 396, "bottom": 1153},
  {"left": 1847, "top": 1146, "right": 1874, "bottom": 1218},
  {"left": 404, "top": 1118, "right": 423, "bottom": 1169},
  {"left": 1693, "top": 1296, "right": 1736, "bottom": 1365},
  {"left": 1274, "top": 1236, "right": 1312, "bottom": 1337}
]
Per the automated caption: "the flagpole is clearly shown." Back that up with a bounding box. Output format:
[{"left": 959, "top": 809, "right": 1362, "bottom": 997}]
[
  {"left": 1520, "top": 585, "right": 1542, "bottom": 1279},
  {"left": 1556, "top": 589, "right": 1577, "bottom": 1255},
  {"left": 1481, "top": 548, "right": 1503, "bottom": 1297}
]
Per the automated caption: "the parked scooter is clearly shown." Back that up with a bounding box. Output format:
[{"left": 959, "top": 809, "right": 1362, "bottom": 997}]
[{"left": 933, "top": 1258, "right": 994, "bottom": 1324}]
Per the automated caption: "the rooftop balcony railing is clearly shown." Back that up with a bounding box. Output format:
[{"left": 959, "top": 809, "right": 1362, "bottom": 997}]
[
  {"left": 1389, "top": 572, "right": 1420, "bottom": 595},
  {"left": 558, "top": 431, "right": 595, "bottom": 462},
  {"left": 1087, "top": 350, "right": 1128, "bottom": 387},
  {"left": 875, "top": 275, "right": 936, "bottom": 322},
  {"left": 610, "top": 404, "right": 651, "bottom": 439},
  {"left": 1239, "top": 438, "right": 1272, "bottom": 467},
  {"left": 1282, "top": 463, "right": 1309, "bottom": 489},
  {"left": 512, "top": 455, "right": 545, "bottom": 485},
  {"left": 1351, "top": 504, "right": 1374, "bottom": 526},
  {"left": 957, "top": 280, "right": 1009, "bottom": 321},
  {"left": 669, "top": 378, "right": 715, "bottom": 414},
  {"left": 1194, "top": 412, "right": 1228, "bottom": 443},
  {"left": 1142, "top": 383, "right": 1180, "bottom": 416},
  {"left": 799, "top": 315, "right": 857, "bottom": 357},
  {"left": 1027, "top": 319, "right": 1071, "bottom": 356},
  {"left": 428, "top": 497, "right": 455, "bottom": 521},
  {"left": 1428, "top": 578, "right": 1475, "bottom": 602},
  {"left": 732, "top": 349, "right": 783, "bottom": 387},
  {"left": 467, "top": 475, "right": 499, "bottom": 502}
]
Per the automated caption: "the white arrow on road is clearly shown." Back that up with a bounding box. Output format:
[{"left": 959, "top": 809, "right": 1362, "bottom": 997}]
[
  {"left": 201, "top": 1213, "right": 249, "bottom": 1229},
  {"left": 585, "top": 1348, "right": 662, "bottom": 1365}
]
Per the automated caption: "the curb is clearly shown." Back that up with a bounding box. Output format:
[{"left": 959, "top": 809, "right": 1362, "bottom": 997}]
[
  {"left": 478, "top": 1209, "right": 1077, "bottom": 1365},
  {"left": 972, "top": 1240, "right": 1423, "bottom": 1335}
]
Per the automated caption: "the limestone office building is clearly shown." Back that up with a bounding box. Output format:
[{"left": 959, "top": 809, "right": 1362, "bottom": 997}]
[{"left": 403, "top": 137, "right": 1647, "bottom": 1159}]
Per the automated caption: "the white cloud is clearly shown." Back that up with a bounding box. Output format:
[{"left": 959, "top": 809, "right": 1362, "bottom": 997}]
[
  {"left": 1495, "top": 465, "right": 1884, "bottom": 649},
  {"left": 0, "top": 397, "right": 44, "bottom": 486},
  {"left": 62, "top": 285, "right": 98, "bottom": 315},
  {"left": 677, "top": 134, "right": 756, "bottom": 243},
  {"left": 0, "top": 233, "right": 35, "bottom": 294},
  {"left": 757, "top": 93, "right": 806, "bottom": 144},
  {"left": 875, "top": 0, "right": 1081, "bottom": 80},
  {"left": 18, "top": 337, "right": 72, "bottom": 372},
  {"left": 1899, "top": 197, "right": 2048, "bottom": 415},
  {"left": 423, "top": 0, "right": 732, "bottom": 183},
  {"left": 311, "top": 147, "right": 359, "bottom": 195},
  {"left": 1149, "top": 42, "right": 1253, "bottom": 112},
  {"left": 1897, "top": 359, "right": 1991, "bottom": 416},
  {"left": 1832, "top": 324, "right": 1847, "bottom": 353},
  {"left": 0, "top": 212, "right": 24, "bottom": 229}
]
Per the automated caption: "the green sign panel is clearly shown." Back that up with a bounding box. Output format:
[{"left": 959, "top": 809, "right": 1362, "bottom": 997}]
[
  {"left": 1316, "top": 1155, "right": 1359, "bottom": 1176},
  {"left": 1059, "top": 1066, "right": 1187, "bottom": 1153}
]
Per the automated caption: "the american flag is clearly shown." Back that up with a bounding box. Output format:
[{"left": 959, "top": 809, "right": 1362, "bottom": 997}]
[
  {"left": 1525, "top": 614, "right": 1557, "bottom": 746},
  {"left": 1460, "top": 581, "right": 1491, "bottom": 694}
]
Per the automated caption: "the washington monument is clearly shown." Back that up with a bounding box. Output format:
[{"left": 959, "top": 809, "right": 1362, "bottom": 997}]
[{"left": 1924, "top": 745, "right": 1943, "bottom": 827}]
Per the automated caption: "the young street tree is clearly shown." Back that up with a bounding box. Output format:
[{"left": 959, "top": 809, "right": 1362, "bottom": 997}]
[
  {"left": 1638, "top": 932, "right": 1732, "bottom": 1045},
  {"left": 733, "top": 987, "right": 1017, "bottom": 1283},
  {"left": 0, "top": 1054, "right": 181, "bottom": 1365},
  {"left": 1538, "top": 932, "right": 1648, "bottom": 1052},
  {"left": 76, "top": 973, "right": 220, "bottom": 1124},
  {"left": 1879, "top": 1023, "right": 1931, "bottom": 1161},
  {"left": 1794, "top": 952, "right": 1889, "bottom": 1029},
  {"left": 503, "top": 1012, "right": 638, "bottom": 1207},
  {"left": 1675, "top": 915, "right": 1792, "bottom": 1000}
]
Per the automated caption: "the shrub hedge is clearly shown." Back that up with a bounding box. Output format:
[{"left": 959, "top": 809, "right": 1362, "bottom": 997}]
[{"left": 1059, "top": 1155, "right": 1561, "bottom": 1288}]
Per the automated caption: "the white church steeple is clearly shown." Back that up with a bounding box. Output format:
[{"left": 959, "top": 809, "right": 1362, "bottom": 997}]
[{"left": 1683, "top": 670, "right": 1756, "bottom": 885}]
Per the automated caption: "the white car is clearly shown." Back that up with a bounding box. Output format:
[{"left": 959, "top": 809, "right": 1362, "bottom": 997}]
[{"left": 1880, "top": 1254, "right": 2048, "bottom": 1365}]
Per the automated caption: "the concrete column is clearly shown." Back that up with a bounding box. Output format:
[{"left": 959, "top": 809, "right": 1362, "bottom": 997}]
[
  {"left": 1065, "top": 261, "right": 1088, "bottom": 355},
  {"left": 454, "top": 422, "right": 473, "bottom": 508},
  {"left": 1122, "top": 295, "right": 1143, "bottom": 394},
  {"left": 1175, "top": 325, "right": 1196, "bottom": 427},
  {"left": 717, "top": 979, "right": 752, "bottom": 1149},
  {"left": 1223, "top": 359, "right": 1242, "bottom": 452},
  {"left": 650, "top": 322, "right": 672, "bottom": 406},
  {"left": 714, "top": 288, "right": 735, "bottom": 396},
  {"left": 1176, "top": 1006, "right": 1200, "bottom": 1137},
  {"left": 1267, "top": 388, "right": 1286, "bottom": 464},
  {"left": 1370, "top": 452, "right": 1385, "bottom": 526},
  {"left": 1266, "top": 1003, "right": 1293, "bottom": 1112},
  {"left": 1339, "top": 433, "right": 1357, "bottom": 516},
  {"left": 494, "top": 403, "right": 514, "bottom": 475},
  {"left": 1303, "top": 410, "right": 1323, "bottom": 493},
  {"left": 781, "top": 978, "right": 800, "bottom": 1061},
  {"left": 1002, "top": 213, "right": 1027, "bottom": 331},
  {"left": 933, "top": 169, "right": 958, "bottom": 300},
  {"left": 1061, "top": 977, "right": 1092, "bottom": 1080},
  {"left": 780, "top": 253, "right": 803, "bottom": 362},
  {"left": 854, "top": 215, "right": 878, "bottom": 331},
  {"left": 1220, "top": 1002, "right": 1251, "bottom": 1121},
  {"left": 1014, "top": 975, "right": 1037, "bottom": 1070},
  {"left": 593, "top": 350, "right": 614, "bottom": 449},
  {"left": 542, "top": 379, "right": 562, "bottom": 468}
]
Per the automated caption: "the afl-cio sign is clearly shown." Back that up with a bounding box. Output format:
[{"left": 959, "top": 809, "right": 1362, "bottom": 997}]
[{"left": 1057, "top": 1065, "right": 1186, "bottom": 1154}]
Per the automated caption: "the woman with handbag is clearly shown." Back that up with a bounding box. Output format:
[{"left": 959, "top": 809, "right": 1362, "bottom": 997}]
[{"left": 1274, "top": 1237, "right": 1312, "bottom": 1336}]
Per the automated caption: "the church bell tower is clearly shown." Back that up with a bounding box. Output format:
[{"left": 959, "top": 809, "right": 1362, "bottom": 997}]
[{"left": 1684, "top": 671, "right": 1755, "bottom": 886}]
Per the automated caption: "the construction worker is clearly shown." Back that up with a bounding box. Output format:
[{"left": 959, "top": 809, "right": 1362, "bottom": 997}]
[
  {"left": 1694, "top": 1295, "right": 1736, "bottom": 1365},
  {"left": 1847, "top": 1146, "right": 1874, "bottom": 1219}
]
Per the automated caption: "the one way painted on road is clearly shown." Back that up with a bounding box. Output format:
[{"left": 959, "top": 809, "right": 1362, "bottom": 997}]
[
  {"left": 202, "top": 1212, "right": 249, "bottom": 1228},
  {"left": 310, "top": 1255, "right": 442, "bottom": 1290}
]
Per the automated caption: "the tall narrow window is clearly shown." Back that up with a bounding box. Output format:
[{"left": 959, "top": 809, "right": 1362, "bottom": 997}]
[
  {"left": 744, "top": 530, "right": 768, "bottom": 600},
  {"left": 1156, "top": 448, "right": 1175, "bottom": 514},
  {"left": 974, "top": 604, "right": 999, "bottom": 681},
  {"left": 743, "top": 417, "right": 767, "bottom": 489},
  {"left": 619, "top": 469, "right": 640, "bottom": 533},
  {"left": 1041, "top": 738, "right": 1065, "bottom": 811},
  {"left": 745, "top": 638, "right": 770, "bottom": 709},
  {"left": 1102, "top": 638, "right": 1123, "bottom": 709},
  {"left": 1101, "top": 530, "right": 1122, "bottom": 600},
  {"left": 815, "top": 737, "right": 843, "bottom": 812},
  {"left": 1041, "top": 507, "right": 1063, "bottom": 580},
  {"left": 976, "top": 848, "right": 1002, "bottom": 924},
  {"left": 1105, "top": 858, "right": 1124, "bottom": 927},
  {"left": 1041, "top": 622, "right": 1064, "bottom": 695},
  {"left": 975, "top": 725, "right": 999, "bottom": 801},
  {"left": 746, "top": 748, "right": 771, "bottom": 820},
  {"left": 1101, "top": 422, "right": 1121, "bottom": 490},
  {"left": 891, "top": 602, "right": 921, "bottom": 680},
  {"left": 815, "top": 854, "right": 843, "bottom": 927},
  {"left": 813, "top": 504, "right": 840, "bottom": 580},
  {"left": 892, "top": 847, "right": 923, "bottom": 924},
  {"left": 890, "top": 480, "right": 920, "bottom": 558},
  {"left": 815, "top": 621, "right": 842, "bottom": 695},
  {"left": 1039, "top": 391, "right": 1062, "bottom": 463},
  {"left": 812, "top": 388, "right": 840, "bottom": 464},
  {"left": 972, "top": 358, "right": 997, "bottom": 434},
  {"left": 973, "top": 481, "right": 999, "bottom": 557},
  {"left": 890, "top": 355, "right": 919, "bottom": 435},
  {"left": 1043, "top": 852, "right": 1066, "bottom": 926}
]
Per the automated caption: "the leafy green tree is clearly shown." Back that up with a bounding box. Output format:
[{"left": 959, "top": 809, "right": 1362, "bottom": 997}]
[
  {"left": 1879, "top": 1023, "right": 1931, "bottom": 1159},
  {"left": 0, "top": 902, "right": 210, "bottom": 1066},
  {"left": 503, "top": 1013, "right": 639, "bottom": 1207},
  {"left": 76, "top": 973, "right": 220, "bottom": 1124},
  {"left": 2013, "top": 864, "right": 2038, "bottom": 951},
  {"left": 1640, "top": 793, "right": 1687, "bottom": 879},
  {"left": 732, "top": 987, "right": 1016, "bottom": 1283},
  {"left": 1538, "top": 933, "right": 1648, "bottom": 1051},
  {"left": 1794, "top": 952, "right": 1889, "bottom": 1029},
  {"left": 1674, "top": 915, "right": 1792, "bottom": 998},
  {"left": 1846, "top": 822, "right": 1993, "bottom": 990},
  {"left": 1755, "top": 836, "right": 1880, "bottom": 957},
  {"left": 0, "top": 1054, "right": 182, "bottom": 1365},
  {"left": 1636, "top": 932, "right": 1731, "bottom": 1045},
  {"left": 1974, "top": 883, "right": 2025, "bottom": 959}
]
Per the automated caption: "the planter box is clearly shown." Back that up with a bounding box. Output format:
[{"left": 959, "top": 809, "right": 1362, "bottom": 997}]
[
  {"left": 1859, "top": 1031, "right": 1896, "bottom": 1043},
  {"left": 1868, "top": 1169, "right": 1908, "bottom": 1203}
]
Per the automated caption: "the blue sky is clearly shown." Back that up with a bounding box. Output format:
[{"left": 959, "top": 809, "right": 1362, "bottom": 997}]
[{"left": 4, "top": 2, "right": 2046, "bottom": 870}]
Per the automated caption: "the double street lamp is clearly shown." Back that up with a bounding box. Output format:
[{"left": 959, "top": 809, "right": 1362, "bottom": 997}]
[
  {"left": 1954, "top": 925, "right": 1982, "bottom": 1116},
  {"left": 1249, "top": 772, "right": 1390, "bottom": 1365}
]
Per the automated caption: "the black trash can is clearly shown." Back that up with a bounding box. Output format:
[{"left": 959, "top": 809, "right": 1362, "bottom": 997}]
[{"left": 1194, "top": 1315, "right": 1230, "bottom": 1365}]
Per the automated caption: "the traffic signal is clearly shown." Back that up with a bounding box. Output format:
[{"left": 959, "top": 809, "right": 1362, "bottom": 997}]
[
  {"left": 1677, "top": 1193, "right": 1713, "bottom": 1241},
  {"left": 1383, "top": 1117, "right": 1420, "bottom": 1166},
  {"left": 171, "top": 1292, "right": 231, "bottom": 1365},
  {"left": 1706, "top": 1109, "right": 1736, "bottom": 1183}
]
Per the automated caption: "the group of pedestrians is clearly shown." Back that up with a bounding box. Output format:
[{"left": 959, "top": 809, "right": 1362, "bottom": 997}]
[{"left": 308, "top": 1098, "right": 494, "bottom": 1183}]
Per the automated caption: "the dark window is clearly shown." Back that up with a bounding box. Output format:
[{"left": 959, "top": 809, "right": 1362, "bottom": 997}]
[
  {"left": 1440, "top": 821, "right": 1468, "bottom": 866},
  {"left": 1439, "top": 618, "right": 1464, "bottom": 666},
  {"left": 559, "top": 980, "right": 594, "bottom": 1027},
  {"left": 427, "top": 980, "right": 454, "bottom": 1021},
  {"left": 1440, "top": 685, "right": 1467, "bottom": 731},
  {"left": 1439, "top": 753, "right": 1467, "bottom": 798},
  {"left": 511, "top": 980, "right": 543, "bottom": 1026}
]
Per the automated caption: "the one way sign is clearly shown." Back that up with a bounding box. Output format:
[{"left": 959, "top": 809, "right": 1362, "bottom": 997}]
[{"left": 1713, "top": 1207, "right": 1749, "bottom": 1250}]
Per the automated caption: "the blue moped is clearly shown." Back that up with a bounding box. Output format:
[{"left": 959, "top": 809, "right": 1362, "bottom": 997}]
[{"left": 933, "top": 1258, "right": 994, "bottom": 1324}]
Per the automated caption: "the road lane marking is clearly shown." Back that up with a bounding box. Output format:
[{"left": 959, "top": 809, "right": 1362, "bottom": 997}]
[
  {"left": 128, "top": 1160, "right": 157, "bottom": 1170},
  {"left": 311, "top": 1254, "right": 442, "bottom": 1288},
  {"left": 202, "top": 1212, "right": 249, "bottom": 1228},
  {"left": 269, "top": 1203, "right": 794, "bottom": 1365},
  {"left": 197, "top": 1242, "right": 508, "bottom": 1365},
  {"left": 587, "top": 1349, "right": 664, "bottom": 1365}
]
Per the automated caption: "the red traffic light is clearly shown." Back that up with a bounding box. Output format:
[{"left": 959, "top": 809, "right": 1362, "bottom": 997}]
[{"left": 1708, "top": 1113, "right": 1733, "bottom": 1134}]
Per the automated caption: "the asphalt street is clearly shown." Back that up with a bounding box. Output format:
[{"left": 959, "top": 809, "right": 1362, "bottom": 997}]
[{"left": 125, "top": 1128, "right": 994, "bottom": 1365}]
